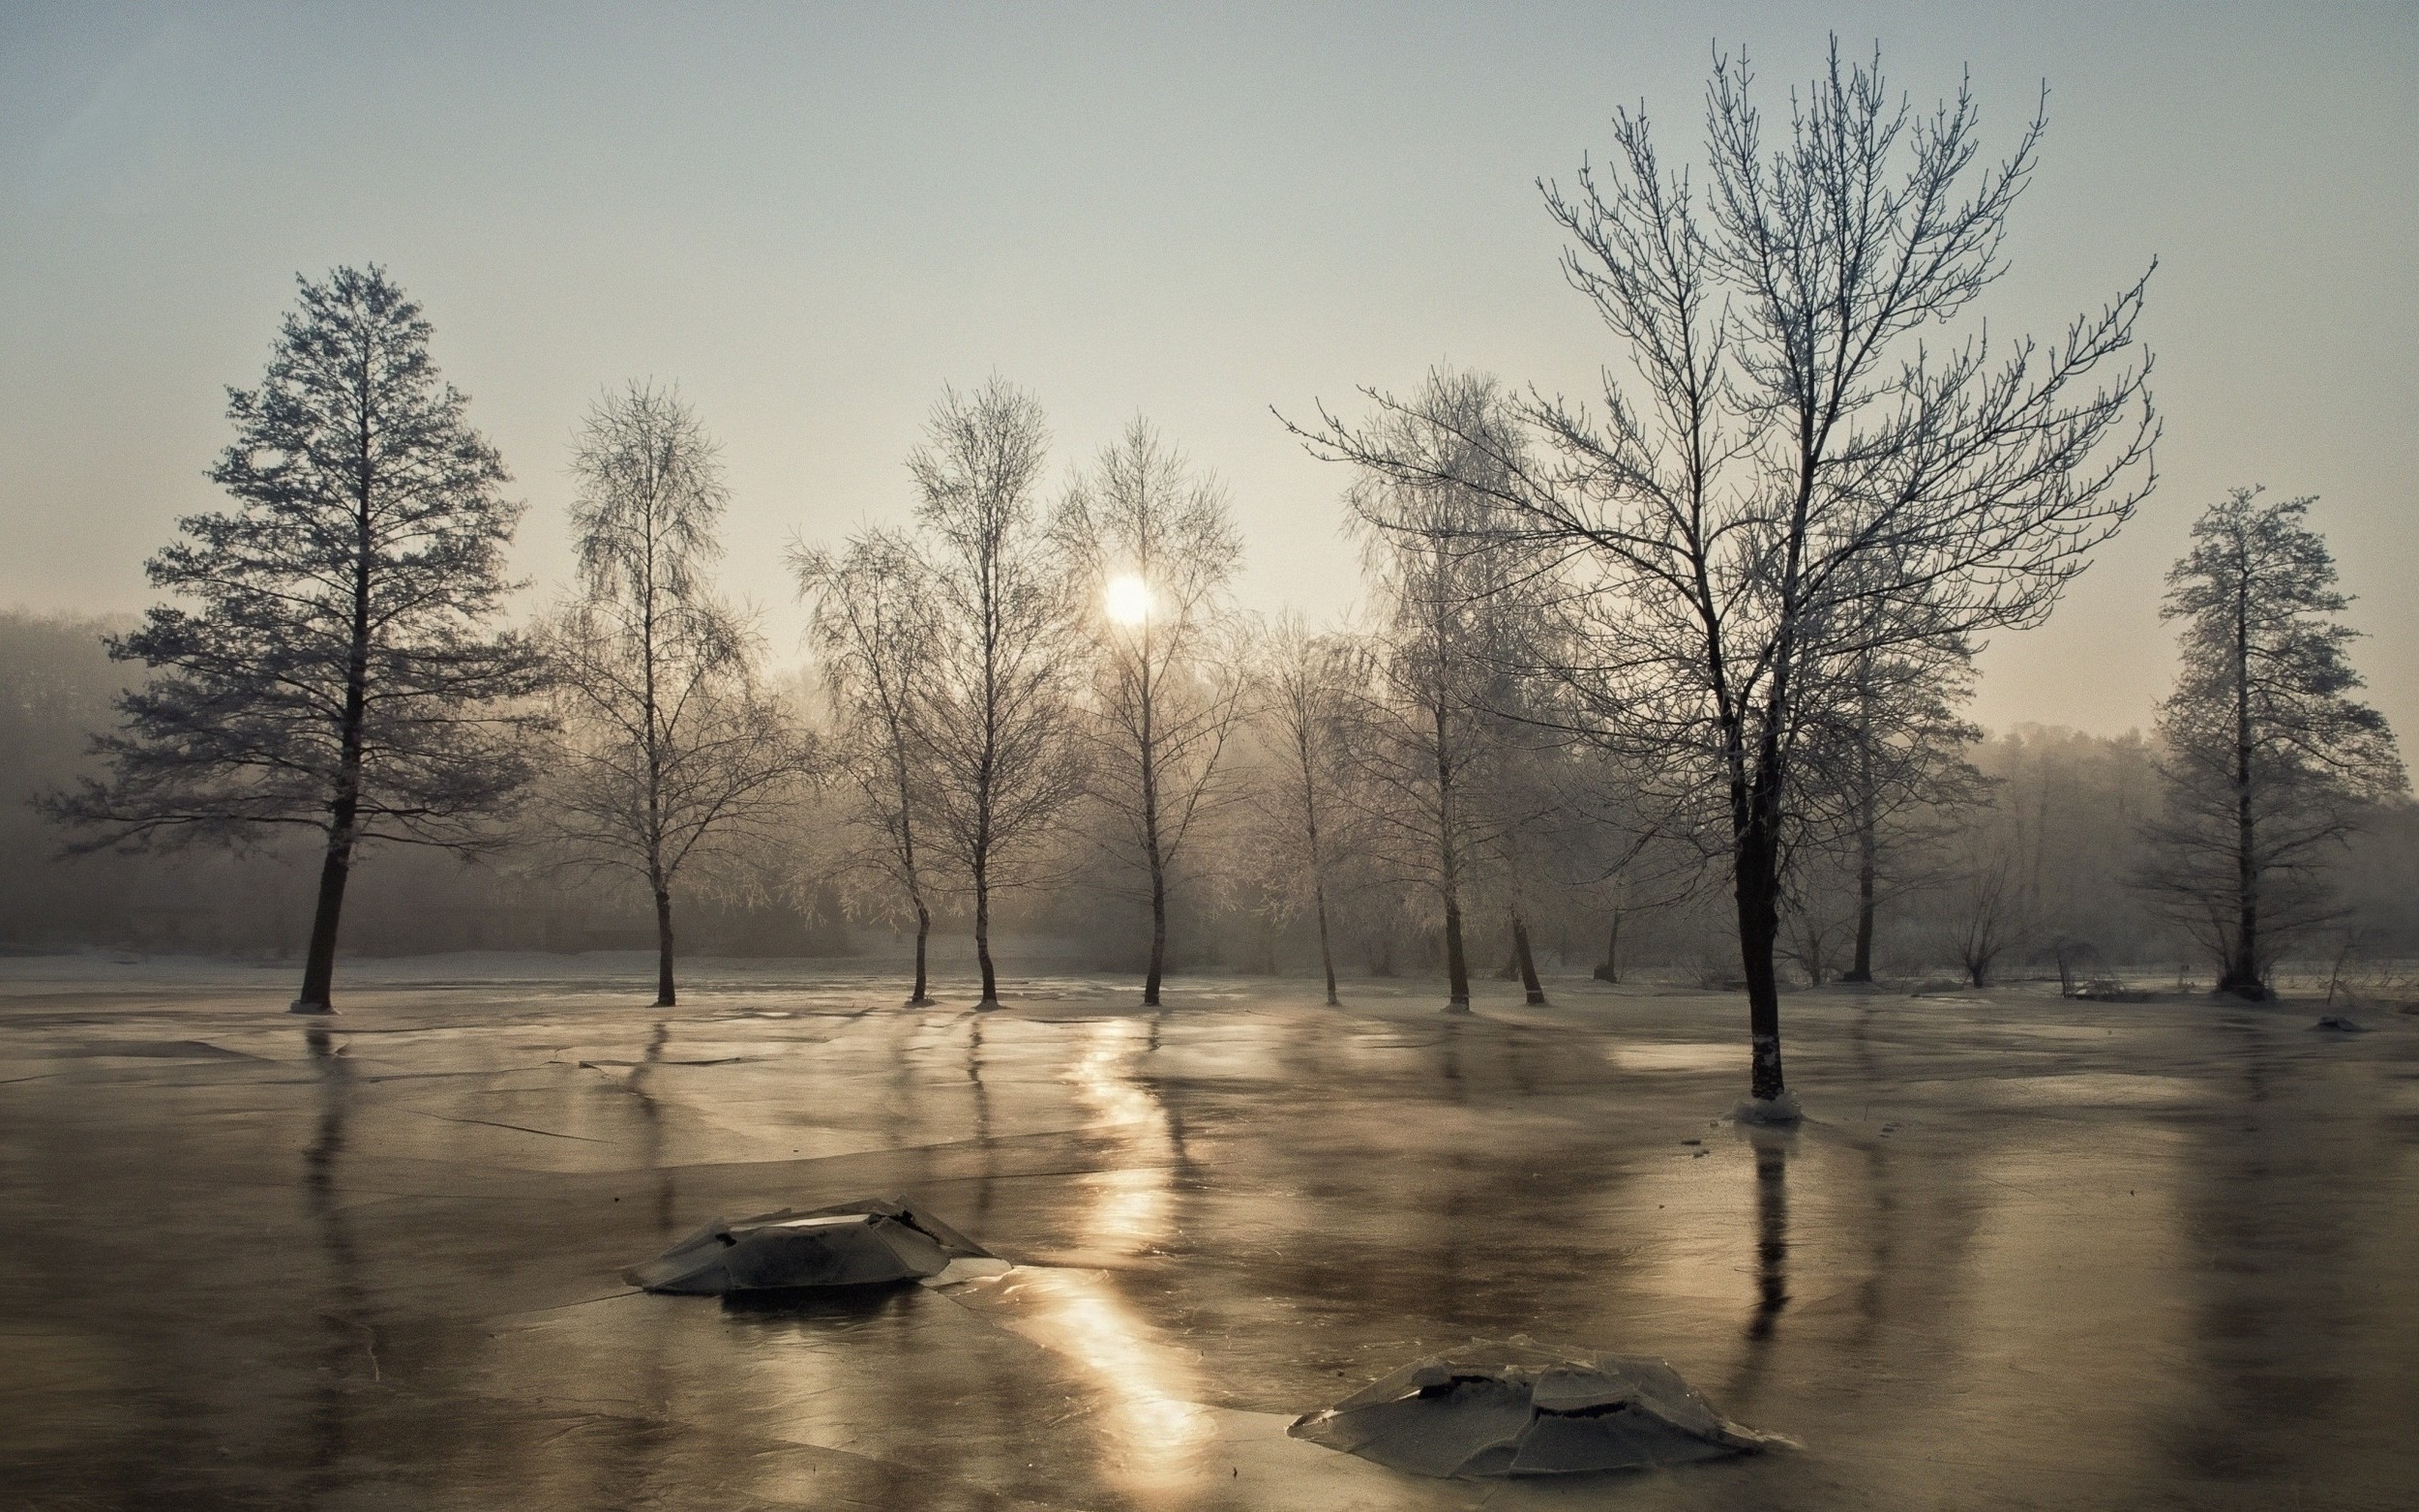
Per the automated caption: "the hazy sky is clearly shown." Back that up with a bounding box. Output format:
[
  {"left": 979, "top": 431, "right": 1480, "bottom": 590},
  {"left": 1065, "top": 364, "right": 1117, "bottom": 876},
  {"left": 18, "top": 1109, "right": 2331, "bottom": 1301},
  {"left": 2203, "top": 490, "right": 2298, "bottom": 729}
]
[{"left": 4, "top": 3, "right": 2413, "bottom": 740}]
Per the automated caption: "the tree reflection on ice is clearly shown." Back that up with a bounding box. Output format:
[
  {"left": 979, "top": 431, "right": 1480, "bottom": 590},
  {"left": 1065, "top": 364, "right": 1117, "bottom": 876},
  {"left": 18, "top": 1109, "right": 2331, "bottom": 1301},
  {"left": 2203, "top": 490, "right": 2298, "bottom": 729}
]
[
  {"left": 302, "top": 1023, "right": 368, "bottom": 1487},
  {"left": 1747, "top": 1132, "right": 1792, "bottom": 1343}
]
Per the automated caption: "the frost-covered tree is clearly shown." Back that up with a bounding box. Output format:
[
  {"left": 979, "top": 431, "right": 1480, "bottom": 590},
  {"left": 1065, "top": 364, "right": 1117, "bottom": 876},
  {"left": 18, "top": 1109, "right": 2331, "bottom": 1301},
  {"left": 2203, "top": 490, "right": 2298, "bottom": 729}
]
[
  {"left": 795, "top": 529, "right": 942, "bottom": 1005},
  {"left": 1792, "top": 620, "right": 1985, "bottom": 984},
  {"left": 48, "top": 267, "right": 545, "bottom": 1013},
  {"left": 1249, "top": 614, "right": 1361, "bottom": 1005},
  {"left": 1338, "top": 371, "right": 1552, "bottom": 1011},
  {"left": 548, "top": 383, "right": 812, "bottom": 1007},
  {"left": 2137, "top": 489, "right": 2404, "bottom": 997},
  {"left": 1299, "top": 45, "right": 2156, "bottom": 1108},
  {"left": 910, "top": 379, "right": 1083, "bottom": 1008},
  {"left": 1055, "top": 419, "right": 1248, "bottom": 1006},
  {"left": 1942, "top": 815, "right": 2028, "bottom": 988}
]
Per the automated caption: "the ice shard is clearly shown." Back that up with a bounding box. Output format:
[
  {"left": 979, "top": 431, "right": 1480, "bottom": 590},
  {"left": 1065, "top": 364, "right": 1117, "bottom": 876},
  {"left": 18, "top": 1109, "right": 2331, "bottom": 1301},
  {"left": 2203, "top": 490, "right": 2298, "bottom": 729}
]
[
  {"left": 626, "top": 1197, "right": 999, "bottom": 1294},
  {"left": 1290, "top": 1339, "right": 1782, "bottom": 1478}
]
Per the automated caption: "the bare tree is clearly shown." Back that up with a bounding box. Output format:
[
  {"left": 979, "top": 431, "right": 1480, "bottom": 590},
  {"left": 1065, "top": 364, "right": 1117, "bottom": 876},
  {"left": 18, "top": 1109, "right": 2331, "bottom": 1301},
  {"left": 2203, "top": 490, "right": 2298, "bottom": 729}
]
[
  {"left": 47, "top": 267, "right": 545, "bottom": 1013},
  {"left": 1943, "top": 822, "right": 2028, "bottom": 988},
  {"left": 1337, "top": 371, "right": 1551, "bottom": 1011},
  {"left": 1582, "top": 828, "right": 1708, "bottom": 986},
  {"left": 1463, "top": 711, "right": 1577, "bottom": 1006},
  {"left": 2136, "top": 489, "right": 2404, "bottom": 997},
  {"left": 794, "top": 529, "right": 942, "bottom": 1005},
  {"left": 1252, "top": 612, "right": 1360, "bottom": 1005},
  {"left": 1297, "top": 44, "right": 2155, "bottom": 1107},
  {"left": 547, "top": 383, "right": 811, "bottom": 1007},
  {"left": 909, "top": 379, "right": 1082, "bottom": 1009},
  {"left": 1797, "top": 622, "right": 1985, "bottom": 983},
  {"left": 1055, "top": 419, "right": 1249, "bottom": 1006}
]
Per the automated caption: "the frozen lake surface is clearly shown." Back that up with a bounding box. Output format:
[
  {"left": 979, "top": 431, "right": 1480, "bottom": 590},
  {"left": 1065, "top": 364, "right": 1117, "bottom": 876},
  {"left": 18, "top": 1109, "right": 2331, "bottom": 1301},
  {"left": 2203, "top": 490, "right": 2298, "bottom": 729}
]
[{"left": 3, "top": 956, "right": 2415, "bottom": 1509}]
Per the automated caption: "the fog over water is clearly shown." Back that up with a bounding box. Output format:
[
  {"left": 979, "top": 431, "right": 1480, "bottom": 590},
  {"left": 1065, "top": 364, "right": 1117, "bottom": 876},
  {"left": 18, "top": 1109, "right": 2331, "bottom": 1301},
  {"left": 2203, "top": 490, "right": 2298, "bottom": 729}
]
[{"left": 4, "top": 3, "right": 2414, "bottom": 739}]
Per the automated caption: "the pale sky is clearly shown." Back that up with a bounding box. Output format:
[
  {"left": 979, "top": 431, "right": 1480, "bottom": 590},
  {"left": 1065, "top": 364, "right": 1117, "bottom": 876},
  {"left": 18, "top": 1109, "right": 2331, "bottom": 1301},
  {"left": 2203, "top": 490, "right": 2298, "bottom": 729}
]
[{"left": 4, "top": 3, "right": 2413, "bottom": 740}]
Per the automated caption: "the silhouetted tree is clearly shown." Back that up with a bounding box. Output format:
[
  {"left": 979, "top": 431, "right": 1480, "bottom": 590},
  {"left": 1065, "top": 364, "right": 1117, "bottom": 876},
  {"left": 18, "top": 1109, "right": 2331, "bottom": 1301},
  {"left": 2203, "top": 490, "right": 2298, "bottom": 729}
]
[
  {"left": 1056, "top": 419, "right": 1249, "bottom": 1006},
  {"left": 48, "top": 267, "right": 544, "bottom": 1012},
  {"left": 910, "top": 379, "right": 1083, "bottom": 1008},
  {"left": 547, "top": 383, "right": 811, "bottom": 1007},
  {"left": 1299, "top": 44, "right": 2155, "bottom": 1107},
  {"left": 2137, "top": 489, "right": 2404, "bottom": 997}
]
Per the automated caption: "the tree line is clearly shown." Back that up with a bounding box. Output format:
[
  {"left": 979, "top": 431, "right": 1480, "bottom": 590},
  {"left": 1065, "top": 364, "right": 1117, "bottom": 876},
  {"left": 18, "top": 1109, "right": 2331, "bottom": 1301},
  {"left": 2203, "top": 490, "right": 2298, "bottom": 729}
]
[{"left": 23, "top": 47, "right": 2408, "bottom": 1114}]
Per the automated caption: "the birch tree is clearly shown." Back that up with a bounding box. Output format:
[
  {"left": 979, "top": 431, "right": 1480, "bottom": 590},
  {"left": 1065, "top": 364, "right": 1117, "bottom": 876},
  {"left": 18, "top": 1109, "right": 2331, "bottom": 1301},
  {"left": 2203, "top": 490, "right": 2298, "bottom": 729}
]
[
  {"left": 1055, "top": 419, "right": 1249, "bottom": 1006},
  {"left": 1338, "top": 372, "right": 1551, "bottom": 1011},
  {"left": 548, "top": 383, "right": 811, "bottom": 1007},
  {"left": 910, "top": 379, "right": 1082, "bottom": 1008},
  {"left": 795, "top": 529, "right": 942, "bottom": 1005},
  {"left": 1253, "top": 613, "right": 1359, "bottom": 1005}
]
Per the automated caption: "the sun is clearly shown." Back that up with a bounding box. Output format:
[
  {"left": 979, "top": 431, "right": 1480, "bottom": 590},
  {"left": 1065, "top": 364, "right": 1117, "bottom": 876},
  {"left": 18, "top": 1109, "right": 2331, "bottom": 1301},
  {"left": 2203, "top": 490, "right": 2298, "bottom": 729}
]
[{"left": 1104, "top": 574, "right": 1150, "bottom": 626}]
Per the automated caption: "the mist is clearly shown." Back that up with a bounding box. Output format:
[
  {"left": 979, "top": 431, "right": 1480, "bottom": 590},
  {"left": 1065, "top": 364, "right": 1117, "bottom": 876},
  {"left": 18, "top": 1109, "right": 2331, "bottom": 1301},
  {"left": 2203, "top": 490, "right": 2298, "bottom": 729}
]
[{"left": 5, "top": 13, "right": 2417, "bottom": 1511}]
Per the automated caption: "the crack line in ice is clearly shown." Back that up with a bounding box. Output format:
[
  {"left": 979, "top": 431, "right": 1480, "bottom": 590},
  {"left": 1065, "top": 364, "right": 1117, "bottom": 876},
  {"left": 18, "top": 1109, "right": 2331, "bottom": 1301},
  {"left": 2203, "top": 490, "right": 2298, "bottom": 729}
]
[{"left": 402, "top": 1109, "right": 607, "bottom": 1142}]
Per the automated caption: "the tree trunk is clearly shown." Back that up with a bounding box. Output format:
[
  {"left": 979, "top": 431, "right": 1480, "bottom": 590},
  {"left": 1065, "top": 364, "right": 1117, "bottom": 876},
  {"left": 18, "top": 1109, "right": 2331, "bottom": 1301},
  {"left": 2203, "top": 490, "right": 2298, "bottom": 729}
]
[
  {"left": 1299, "top": 720, "right": 1339, "bottom": 1006},
  {"left": 1313, "top": 883, "right": 1339, "bottom": 1006},
  {"left": 1144, "top": 863, "right": 1167, "bottom": 1007},
  {"left": 1512, "top": 912, "right": 1545, "bottom": 1005},
  {"left": 2221, "top": 580, "right": 2264, "bottom": 997},
  {"left": 973, "top": 859, "right": 999, "bottom": 1008},
  {"left": 1594, "top": 911, "right": 1622, "bottom": 983},
  {"left": 653, "top": 885, "right": 676, "bottom": 1008},
  {"left": 1137, "top": 630, "right": 1167, "bottom": 1009},
  {"left": 1442, "top": 894, "right": 1471, "bottom": 1011},
  {"left": 1431, "top": 695, "right": 1469, "bottom": 1012},
  {"left": 292, "top": 821, "right": 355, "bottom": 1013},
  {"left": 909, "top": 898, "right": 933, "bottom": 1006},
  {"left": 1842, "top": 660, "right": 1878, "bottom": 985},
  {"left": 1738, "top": 813, "right": 1788, "bottom": 1103},
  {"left": 296, "top": 437, "right": 375, "bottom": 1015},
  {"left": 1844, "top": 815, "right": 1877, "bottom": 983}
]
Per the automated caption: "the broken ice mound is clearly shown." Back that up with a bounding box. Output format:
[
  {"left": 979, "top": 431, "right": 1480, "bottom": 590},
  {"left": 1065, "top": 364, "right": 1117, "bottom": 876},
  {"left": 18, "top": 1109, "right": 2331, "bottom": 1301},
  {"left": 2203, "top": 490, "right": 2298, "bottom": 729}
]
[
  {"left": 626, "top": 1198, "right": 999, "bottom": 1295},
  {"left": 1289, "top": 1339, "right": 1783, "bottom": 1478}
]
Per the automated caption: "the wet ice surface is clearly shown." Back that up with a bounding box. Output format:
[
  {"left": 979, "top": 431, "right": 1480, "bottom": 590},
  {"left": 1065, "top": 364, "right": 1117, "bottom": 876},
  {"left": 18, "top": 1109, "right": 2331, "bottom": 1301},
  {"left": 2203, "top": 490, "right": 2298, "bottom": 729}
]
[{"left": 4, "top": 956, "right": 2417, "bottom": 1510}]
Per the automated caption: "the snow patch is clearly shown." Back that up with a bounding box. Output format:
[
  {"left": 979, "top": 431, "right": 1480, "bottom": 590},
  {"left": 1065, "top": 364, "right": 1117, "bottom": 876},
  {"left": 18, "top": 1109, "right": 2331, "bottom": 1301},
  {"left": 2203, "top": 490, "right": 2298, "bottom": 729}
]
[
  {"left": 922, "top": 1256, "right": 1015, "bottom": 1287},
  {"left": 1733, "top": 1092, "right": 1804, "bottom": 1126}
]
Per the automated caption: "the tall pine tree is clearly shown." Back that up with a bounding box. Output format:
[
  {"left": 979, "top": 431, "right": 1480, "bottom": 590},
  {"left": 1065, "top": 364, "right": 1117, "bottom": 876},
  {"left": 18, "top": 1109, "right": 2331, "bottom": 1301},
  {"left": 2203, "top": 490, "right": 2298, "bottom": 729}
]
[
  {"left": 52, "top": 267, "right": 545, "bottom": 1012},
  {"left": 2138, "top": 489, "right": 2404, "bottom": 996}
]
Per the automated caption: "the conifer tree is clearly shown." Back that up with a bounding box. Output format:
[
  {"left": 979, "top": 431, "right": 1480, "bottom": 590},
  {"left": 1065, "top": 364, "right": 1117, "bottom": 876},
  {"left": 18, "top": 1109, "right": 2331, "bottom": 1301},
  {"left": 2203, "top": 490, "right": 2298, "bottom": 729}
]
[
  {"left": 51, "top": 266, "right": 544, "bottom": 1013},
  {"left": 2139, "top": 489, "right": 2404, "bottom": 996}
]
